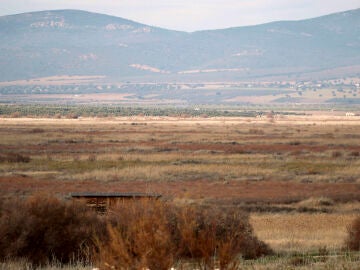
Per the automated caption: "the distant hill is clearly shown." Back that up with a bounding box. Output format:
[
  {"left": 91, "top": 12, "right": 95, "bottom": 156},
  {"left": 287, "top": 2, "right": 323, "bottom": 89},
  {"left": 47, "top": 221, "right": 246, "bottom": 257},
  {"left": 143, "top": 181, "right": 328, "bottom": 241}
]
[{"left": 0, "top": 9, "right": 359, "bottom": 82}]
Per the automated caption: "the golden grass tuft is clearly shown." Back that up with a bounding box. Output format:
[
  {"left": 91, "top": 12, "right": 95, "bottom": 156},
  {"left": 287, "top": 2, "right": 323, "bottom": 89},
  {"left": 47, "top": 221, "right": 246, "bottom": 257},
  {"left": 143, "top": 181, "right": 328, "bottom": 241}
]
[{"left": 250, "top": 213, "right": 358, "bottom": 253}]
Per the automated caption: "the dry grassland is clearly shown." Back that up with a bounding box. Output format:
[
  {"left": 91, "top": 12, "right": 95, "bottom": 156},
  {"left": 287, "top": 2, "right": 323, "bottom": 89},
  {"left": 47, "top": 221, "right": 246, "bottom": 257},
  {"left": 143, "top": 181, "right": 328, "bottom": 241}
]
[
  {"left": 1, "top": 115, "right": 360, "bottom": 259},
  {"left": 251, "top": 213, "right": 357, "bottom": 252},
  {"left": 0, "top": 75, "right": 105, "bottom": 86}
]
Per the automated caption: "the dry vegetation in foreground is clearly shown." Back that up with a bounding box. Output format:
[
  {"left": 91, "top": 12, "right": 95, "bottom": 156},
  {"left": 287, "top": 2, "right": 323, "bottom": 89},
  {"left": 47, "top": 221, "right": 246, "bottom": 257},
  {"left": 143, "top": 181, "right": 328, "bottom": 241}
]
[
  {"left": 0, "top": 195, "right": 271, "bottom": 269},
  {"left": 0, "top": 116, "right": 360, "bottom": 268},
  {"left": 1, "top": 195, "right": 359, "bottom": 270}
]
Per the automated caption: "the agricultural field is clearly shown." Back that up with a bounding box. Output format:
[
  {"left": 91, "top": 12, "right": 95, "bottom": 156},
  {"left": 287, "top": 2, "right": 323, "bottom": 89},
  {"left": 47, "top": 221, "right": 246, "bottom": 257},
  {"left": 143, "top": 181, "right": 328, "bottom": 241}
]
[
  {"left": 1, "top": 114, "right": 360, "bottom": 269},
  {"left": 1, "top": 79, "right": 359, "bottom": 105}
]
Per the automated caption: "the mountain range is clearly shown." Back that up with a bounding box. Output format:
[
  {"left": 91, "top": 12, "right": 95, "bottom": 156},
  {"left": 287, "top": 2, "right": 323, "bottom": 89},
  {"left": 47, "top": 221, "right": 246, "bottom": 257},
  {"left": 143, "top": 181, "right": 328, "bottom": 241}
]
[{"left": 0, "top": 8, "right": 359, "bottom": 82}]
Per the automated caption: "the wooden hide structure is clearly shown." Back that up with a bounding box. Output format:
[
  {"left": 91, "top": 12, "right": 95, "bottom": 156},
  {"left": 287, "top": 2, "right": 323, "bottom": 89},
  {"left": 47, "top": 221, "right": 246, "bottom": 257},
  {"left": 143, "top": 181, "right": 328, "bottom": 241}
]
[{"left": 70, "top": 192, "right": 162, "bottom": 213}]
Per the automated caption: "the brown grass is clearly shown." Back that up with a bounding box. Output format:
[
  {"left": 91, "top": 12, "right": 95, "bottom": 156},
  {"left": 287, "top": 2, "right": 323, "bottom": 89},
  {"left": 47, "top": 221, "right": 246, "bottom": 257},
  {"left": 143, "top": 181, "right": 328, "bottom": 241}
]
[
  {"left": 0, "top": 195, "right": 105, "bottom": 265},
  {"left": 250, "top": 213, "right": 358, "bottom": 252},
  {"left": 98, "top": 200, "right": 271, "bottom": 270},
  {"left": 0, "top": 153, "right": 30, "bottom": 163},
  {"left": 345, "top": 216, "right": 360, "bottom": 251},
  {"left": 0, "top": 116, "right": 360, "bottom": 266},
  {"left": 98, "top": 200, "right": 177, "bottom": 270},
  {"left": 0, "top": 195, "right": 271, "bottom": 269},
  {"left": 1, "top": 176, "right": 359, "bottom": 207}
]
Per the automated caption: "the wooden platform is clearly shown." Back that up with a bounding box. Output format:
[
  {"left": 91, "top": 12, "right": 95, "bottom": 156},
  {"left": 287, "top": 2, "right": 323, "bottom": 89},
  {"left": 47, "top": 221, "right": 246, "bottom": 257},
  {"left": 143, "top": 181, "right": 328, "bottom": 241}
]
[{"left": 70, "top": 192, "right": 161, "bottom": 213}]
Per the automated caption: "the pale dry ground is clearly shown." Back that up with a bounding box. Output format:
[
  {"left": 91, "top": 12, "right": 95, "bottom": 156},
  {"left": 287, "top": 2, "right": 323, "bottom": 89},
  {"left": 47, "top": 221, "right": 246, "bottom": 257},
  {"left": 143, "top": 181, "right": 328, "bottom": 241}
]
[
  {"left": 2, "top": 114, "right": 360, "bottom": 126},
  {"left": 250, "top": 213, "right": 358, "bottom": 253},
  {"left": 225, "top": 95, "right": 280, "bottom": 103},
  {"left": 0, "top": 75, "right": 106, "bottom": 86}
]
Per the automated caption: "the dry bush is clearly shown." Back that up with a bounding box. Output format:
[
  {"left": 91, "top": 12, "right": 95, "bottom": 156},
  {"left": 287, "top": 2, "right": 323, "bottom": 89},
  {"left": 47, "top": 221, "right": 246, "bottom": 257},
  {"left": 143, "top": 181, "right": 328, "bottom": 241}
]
[
  {"left": 88, "top": 154, "right": 97, "bottom": 162},
  {"left": 66, "top": 113, "right": 79, "bottom": 119},
  {"left": 98, "top": 200, "right": 177, "bottom": 270},
  {"left": 0, "top": 153, "right": 31, "bottom": 163},
  {"left": 289, "top": 256, "right": 308, "bottom": 267},
  {"left": 348, "top": 151, "right": 360, "bottom": 157},
  {"left": 248, "top": 128, "right": 265, "bottom": 135},
  {"left": 331, "top": 151, "right": 343, "bottom": 158},
  {"left": 345, "top": 216, "right": 360, "bottom": 251},
  {"left": 0, "top": 195, "right": 106, "bottom": 266},
  {"left": 177, "top": 206, "right": 272, "bottom": 269},
  {"left": 297, "top": 197, "right": 334, "bottom": 209},
  {"left": 97, "top": 201, "right": 271, "bottom": 270},
  {"left": 29, "top": 128, "right": 45, "bottom": 134},
  {"left": 10, "top": 112, "right": 21, "bottom": 118},
  {"left": 288, "top": 141, "right": 301, "bottom": 146}
]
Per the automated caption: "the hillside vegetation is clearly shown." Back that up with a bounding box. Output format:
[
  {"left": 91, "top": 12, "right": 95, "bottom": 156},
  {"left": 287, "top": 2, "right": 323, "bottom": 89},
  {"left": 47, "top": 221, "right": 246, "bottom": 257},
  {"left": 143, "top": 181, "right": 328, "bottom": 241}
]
[{"left": 0, "top": 9, "right": 359, "bottom": 81}]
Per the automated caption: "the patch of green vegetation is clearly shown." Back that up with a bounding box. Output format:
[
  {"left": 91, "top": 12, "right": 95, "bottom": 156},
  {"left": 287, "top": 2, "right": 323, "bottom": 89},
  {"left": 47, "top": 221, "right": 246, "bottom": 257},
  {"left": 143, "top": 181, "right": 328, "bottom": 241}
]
[
  {"left": 280, "top": 160, "right": 346, "bottom": 175},
  {"left": 0, "top": 158, "right": 172, "bottom": 174}
]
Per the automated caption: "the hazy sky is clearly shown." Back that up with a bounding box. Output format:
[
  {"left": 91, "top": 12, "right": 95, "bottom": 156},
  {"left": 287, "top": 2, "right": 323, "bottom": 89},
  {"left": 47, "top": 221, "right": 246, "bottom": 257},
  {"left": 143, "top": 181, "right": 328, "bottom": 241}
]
[{"left": 0, "top": 0, "right": 359, "bottom": 31}]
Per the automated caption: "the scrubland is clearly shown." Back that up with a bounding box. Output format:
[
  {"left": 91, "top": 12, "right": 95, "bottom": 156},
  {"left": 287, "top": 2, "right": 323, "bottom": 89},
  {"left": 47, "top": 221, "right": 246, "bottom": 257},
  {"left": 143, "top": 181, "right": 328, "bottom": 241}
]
[{"left": 1, "top": 115, "right": 360, "bottom": 269}]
